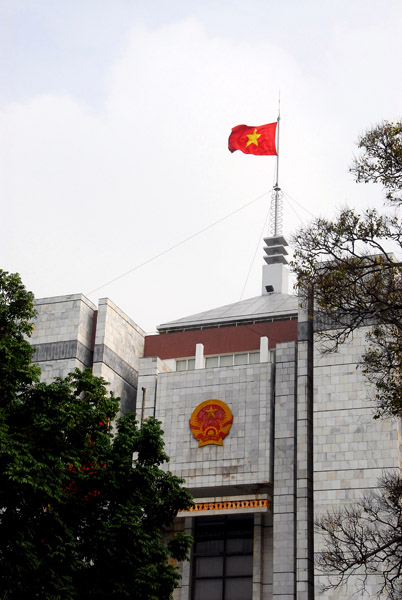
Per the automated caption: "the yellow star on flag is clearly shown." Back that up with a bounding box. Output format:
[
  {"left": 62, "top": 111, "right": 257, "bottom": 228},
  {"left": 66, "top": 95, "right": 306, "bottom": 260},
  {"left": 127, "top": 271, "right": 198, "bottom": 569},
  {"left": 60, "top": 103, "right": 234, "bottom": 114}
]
[{"left": 246, "top": 128, "right": 261, "bottom": 147}]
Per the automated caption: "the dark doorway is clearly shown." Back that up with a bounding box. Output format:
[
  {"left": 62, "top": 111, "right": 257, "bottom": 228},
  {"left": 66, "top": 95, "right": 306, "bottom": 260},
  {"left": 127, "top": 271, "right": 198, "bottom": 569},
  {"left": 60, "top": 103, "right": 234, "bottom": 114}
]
[{"left": 192, "top": 514, "right": 254, "bottom": 600}]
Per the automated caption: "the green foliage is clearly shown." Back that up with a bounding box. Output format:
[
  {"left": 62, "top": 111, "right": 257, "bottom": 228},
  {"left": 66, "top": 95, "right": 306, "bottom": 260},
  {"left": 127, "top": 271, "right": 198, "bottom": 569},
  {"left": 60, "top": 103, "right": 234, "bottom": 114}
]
[
  {"left": 0, "top": 271, "right": 193, "bottom": 600},
  {"left": 292, "top": 206, "right": 402, "bottom": 419},
  {"left": 350, "top": 120, "right": 402, "bottom": 204},
  {"left": 292, "top": 121, "right": 402, "bottom": 597},
  {"left": 0, "top": 270, "right": 40, "bottom": 404}
]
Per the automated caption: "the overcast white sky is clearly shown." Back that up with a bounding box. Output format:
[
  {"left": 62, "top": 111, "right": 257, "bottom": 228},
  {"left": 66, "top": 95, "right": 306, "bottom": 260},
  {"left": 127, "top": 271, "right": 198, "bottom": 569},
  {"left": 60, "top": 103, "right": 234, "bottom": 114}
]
[{"left": 1, "top": 0, "right": 401, "bottom": 332}]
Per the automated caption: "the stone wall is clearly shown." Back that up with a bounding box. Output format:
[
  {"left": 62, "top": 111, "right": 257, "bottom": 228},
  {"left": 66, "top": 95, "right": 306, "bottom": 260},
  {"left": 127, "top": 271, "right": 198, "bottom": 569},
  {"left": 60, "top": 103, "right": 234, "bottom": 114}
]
[
  {"left": 92, "top": 298, "right": 145, "bottom": 414},
  {"left": 31, "top": 294, "right": 96, "bottom": 381},
  {"left": 137, "top": 359, "right": 274, "bottom": 497},
  {"left": 313, "top": 327, "right": 401, "bottom": 598},
  {"left": 31, "top": 294, "right": 146, "bottom": 413},
  {"left": 272, "top": 342, "right": 297, "bottom": 600}
]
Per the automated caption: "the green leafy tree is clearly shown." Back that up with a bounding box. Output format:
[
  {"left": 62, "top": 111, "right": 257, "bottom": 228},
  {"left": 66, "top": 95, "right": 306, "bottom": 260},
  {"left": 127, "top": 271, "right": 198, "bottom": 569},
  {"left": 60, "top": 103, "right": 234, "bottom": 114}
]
[
  {"left": 292, "top": 206, "right": 402, "bottom": 419},
  {"left": 0, "top": 270, "right": 40, "bottom": 402},
  {"left": 0, "top": 270, "right": 193, "bottom": 600},
  {"left": 350, "top": 120, "right": 402, "bottom": 205},
  {"left": 291, "top": 121, "right": 402, "bottom": 598}
]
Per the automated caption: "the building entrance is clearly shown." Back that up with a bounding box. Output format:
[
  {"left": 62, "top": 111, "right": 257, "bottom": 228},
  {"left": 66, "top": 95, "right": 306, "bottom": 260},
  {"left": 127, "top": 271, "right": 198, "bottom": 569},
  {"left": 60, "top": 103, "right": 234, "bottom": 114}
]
[{"left": 192, "top": 514, "right": 254, "bottom": 600}]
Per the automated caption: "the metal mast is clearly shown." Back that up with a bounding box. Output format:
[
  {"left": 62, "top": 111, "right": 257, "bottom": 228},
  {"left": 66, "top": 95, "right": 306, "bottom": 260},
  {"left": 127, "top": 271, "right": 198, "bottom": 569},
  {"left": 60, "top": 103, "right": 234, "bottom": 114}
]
[
  {"left": 262, "top": 100, "right": 289, "bottom": 295},
  {"left": 269, "top": 106, "right": 283, "bottom": 236}
]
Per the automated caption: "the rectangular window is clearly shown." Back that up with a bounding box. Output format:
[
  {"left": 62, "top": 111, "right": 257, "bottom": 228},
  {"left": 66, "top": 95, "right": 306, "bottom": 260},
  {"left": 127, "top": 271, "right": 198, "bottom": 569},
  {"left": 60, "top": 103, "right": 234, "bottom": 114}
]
[
  {"left": 248, "top": 352, "right": 260, "bottom": 364},
  {"left": 176, "top": 352, "right": 262, "bottom": 371},
  {"left": 220, "top": 355, "right": 233, "bottom": 367},
  {"left": 192, "top": 515, "right": 254, "bottom": 600},
  {"left": 176, "top": 358, "right": 195, "bottom": 371},
  {"left": 233, "top": 353, "right": 247, "bottom": 366}
]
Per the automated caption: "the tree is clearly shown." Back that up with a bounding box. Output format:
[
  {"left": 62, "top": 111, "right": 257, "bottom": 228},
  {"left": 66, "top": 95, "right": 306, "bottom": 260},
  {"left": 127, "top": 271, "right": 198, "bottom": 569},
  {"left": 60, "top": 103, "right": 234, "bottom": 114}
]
[
  {"left": 350, "top": 120, "right": 402, "bottom": 205},
  {"left": 0, "top": 270, "right": 193, "bottom": 600},
  {"left": 292, "top": 206, "right": 402, "bottom": 419},
  {"left": 291, "top": 121, "right": 402, "bottom": 597},
  {"left": 315, "top": 475, "right": 402, "bottom": 600},
  {"left": 0, "top": 270, "right": 40, "bottom": 402}
]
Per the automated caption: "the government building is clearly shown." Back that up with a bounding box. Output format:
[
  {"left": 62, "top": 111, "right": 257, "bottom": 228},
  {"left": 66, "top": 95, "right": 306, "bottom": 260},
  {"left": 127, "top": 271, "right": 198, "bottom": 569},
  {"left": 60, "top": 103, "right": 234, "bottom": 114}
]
[{"left": 30, "top": 233, "right": 401, "bottom": 600}]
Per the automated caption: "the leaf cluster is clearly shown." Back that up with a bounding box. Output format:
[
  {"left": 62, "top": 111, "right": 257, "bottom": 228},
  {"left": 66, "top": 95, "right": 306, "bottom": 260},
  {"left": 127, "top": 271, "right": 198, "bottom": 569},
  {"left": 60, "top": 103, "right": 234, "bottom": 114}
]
[
  {"left": 0, "top": 271, "right": 193, "bottom": 600},
  {"left": 1, "top": 369, "right": 193, "bottom": 600},
  {"left": 350, "top": 120, "right": 402, "bottom": 204},
  {"left": 0, "top": 270, "right": 40, "bottom": 404},
  {"left": 292, "top": 120, "right": 402, "bottom": 597},
  {"left": 292, "top": 207, "right": 402, "bottom": 418}
]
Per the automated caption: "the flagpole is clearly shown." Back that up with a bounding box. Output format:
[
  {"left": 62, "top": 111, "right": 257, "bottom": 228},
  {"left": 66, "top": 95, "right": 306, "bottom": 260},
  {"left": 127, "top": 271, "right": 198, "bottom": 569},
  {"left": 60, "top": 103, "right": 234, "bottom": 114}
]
[
  {"left": 270, "top": 95, "right": 282, "bottom": 236},
  {"left": 276, "top": 94, "right": 280, "bottom": 187}
]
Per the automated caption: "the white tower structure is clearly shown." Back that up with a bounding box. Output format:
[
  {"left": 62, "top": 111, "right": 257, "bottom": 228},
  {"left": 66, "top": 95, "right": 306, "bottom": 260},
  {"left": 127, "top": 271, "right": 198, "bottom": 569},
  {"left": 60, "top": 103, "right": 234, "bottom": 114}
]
[{"left": 261, "top": 114, "right": 290, "bottom": 296}]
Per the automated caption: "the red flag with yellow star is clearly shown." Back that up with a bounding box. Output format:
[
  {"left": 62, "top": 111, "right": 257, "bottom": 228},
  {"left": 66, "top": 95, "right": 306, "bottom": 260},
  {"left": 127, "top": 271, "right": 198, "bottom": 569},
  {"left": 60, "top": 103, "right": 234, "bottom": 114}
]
[{"left": 228, "top": 122, "right": 277, "bottom": 155}]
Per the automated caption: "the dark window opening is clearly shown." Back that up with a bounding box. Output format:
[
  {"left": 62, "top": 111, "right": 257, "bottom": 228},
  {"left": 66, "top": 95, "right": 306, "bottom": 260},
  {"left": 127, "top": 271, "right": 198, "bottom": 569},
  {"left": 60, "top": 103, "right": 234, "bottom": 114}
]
[{"left": 192, "top": 514, "right": 254, "bottom": 600}]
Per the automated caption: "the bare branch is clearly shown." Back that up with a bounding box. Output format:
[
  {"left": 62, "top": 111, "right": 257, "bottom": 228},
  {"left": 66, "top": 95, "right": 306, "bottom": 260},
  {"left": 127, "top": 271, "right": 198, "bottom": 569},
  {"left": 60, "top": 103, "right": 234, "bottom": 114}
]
[
  {"left": 316, "top": 475, "right": 402, "bottom": 599},
  {"left": 294, "top": 121, "right": 402, "bottom": 598},
  {"left": 291, "top": 206, "right": 402, "bottom": 418}
]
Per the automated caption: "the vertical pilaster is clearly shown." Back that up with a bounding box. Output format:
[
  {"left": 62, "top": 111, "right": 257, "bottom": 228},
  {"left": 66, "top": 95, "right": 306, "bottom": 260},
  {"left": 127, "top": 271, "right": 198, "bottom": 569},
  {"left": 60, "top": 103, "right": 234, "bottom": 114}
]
[
  {"left": 296, "top": 294, "right": 314, "bottom": 599},
  {"left": 178, "top": 517, "right": 193, "bottom": 600},
  {"left": 137, "top": 356, "right": 172, "bottom": 422},
  {"left": 272, "top": 342, "right": 297, "bottom": 600},
  {"left": 253, "top": 513, "right": 263, "bottom": 600},
  {"left": 261, "top": 512, "right": 273, "bottom": 599}
]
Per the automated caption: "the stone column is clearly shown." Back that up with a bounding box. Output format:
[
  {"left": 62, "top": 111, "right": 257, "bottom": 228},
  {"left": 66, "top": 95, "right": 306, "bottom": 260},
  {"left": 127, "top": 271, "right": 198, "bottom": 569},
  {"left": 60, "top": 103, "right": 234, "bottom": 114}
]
[
  {"left": 261, "top": 512, "right": 273, "bottom": 599},
  {"left": 177, "top": 516, "right": 193, "bottom": 600},
  {"left": 253, "top": 513, "right": 263, "bottom": 600},
  {"left": 296, "top": 294, "right": 314, "bottom": 599},
  {"left": 272, "top": 342, "right": 297, "bottom": 600},
  {"left": 137, "top": 356, "right": 172, "bottom": 422}
]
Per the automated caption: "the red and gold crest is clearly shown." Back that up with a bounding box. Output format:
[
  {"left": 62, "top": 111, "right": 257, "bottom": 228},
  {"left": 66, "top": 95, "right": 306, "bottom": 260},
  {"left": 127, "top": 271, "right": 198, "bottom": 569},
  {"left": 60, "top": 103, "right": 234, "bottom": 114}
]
[{"left": 189, "top": 399, "right": 233, "bottom": 447}]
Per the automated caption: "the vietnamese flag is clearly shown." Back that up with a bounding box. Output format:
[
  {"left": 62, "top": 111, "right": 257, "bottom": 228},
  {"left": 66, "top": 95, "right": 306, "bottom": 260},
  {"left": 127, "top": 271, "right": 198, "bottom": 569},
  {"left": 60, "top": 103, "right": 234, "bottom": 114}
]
[{"left": 228, "top": 122, "right": 277, "bottom": 155}]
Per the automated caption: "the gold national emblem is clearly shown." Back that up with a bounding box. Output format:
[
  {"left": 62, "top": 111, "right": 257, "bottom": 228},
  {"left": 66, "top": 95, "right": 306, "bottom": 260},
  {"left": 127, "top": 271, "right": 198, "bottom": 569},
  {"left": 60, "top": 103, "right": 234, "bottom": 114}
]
[{"left": 189, "top": 399, "right": 233, "bottom": 447}]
